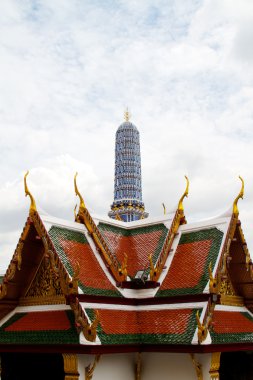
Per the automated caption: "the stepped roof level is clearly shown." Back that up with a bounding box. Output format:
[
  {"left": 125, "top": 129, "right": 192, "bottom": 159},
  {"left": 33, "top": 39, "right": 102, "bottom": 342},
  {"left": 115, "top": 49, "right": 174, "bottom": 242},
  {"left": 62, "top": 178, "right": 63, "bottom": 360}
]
[{"left": 108, "top": 110, "right": 148, "bottom": 222}]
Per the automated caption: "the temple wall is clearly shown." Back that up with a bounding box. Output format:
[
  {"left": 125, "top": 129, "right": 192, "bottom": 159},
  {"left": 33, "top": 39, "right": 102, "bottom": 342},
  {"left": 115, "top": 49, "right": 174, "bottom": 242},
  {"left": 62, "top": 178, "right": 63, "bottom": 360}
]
[
  {"left": 77, "top": 352, "right": 212, "bottom": 380},
  {"left": 195, "top": 353, "right": 212, "bottom": 380}
]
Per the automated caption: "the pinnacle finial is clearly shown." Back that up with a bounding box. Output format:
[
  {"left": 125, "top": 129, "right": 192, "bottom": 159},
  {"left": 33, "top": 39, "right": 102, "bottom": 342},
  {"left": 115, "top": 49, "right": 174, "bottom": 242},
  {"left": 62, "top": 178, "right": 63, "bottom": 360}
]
[
  {"left": 124, "top": 108, "right": 130, "bottom": 122},
  {"left": 74, "top": 172, "right": 86, "bottom": 212},
  {"left": 233, "top": 176, "right": 244, "bottom": 216},
  {"left": 24, "top": 171, "right": 37, "bottom": 214},
  {"left": 178, "top": 176, "right": 189, "bottom": 212}
]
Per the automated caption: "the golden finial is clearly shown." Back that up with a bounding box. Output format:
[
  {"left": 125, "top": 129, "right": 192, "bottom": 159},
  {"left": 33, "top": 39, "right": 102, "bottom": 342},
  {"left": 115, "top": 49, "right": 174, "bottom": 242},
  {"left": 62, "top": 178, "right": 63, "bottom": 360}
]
[
  {"left": 196, "top": 310, "right": 208, "bottom": 343},
  {"left": 115, "top": 212, "right": 122, "bottom": 221},
  {"left": 24, "top": 171, "right": 37, "bottom": 213},
  {"left": 149, "top": 254, "right": 156, "bottom": 281},
  {"left": 208, "top": 262, "right": 217, "bottom": 294},
  {"left": 124, "top": 108, "right": 130, "bottom": 122},
  {"left": 74, "top": 172, "right": 86, "bottom": 212},
  {"left": 178, "top": 175, "right": 189, "bottom": 212},
  {"left": 118, "top": 253, "right": 128, "bottom": 280},
  {"left": 162, "top": 203, "right": 166, "bottom": 215},
  {"left": 233, "top": 176, "right": 244, "bottom": 216},
  {"left": 68, "top": 262, "right": 80, "bottom": 295}
]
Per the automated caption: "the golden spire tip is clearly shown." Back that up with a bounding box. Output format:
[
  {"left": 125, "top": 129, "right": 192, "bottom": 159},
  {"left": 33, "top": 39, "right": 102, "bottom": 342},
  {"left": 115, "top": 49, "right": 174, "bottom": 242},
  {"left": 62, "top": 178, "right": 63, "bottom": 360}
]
[
  {"left": 124, "top": 107, "right": 130, "bottom": 122},
  {"left": 178, "top": 175, "right": 189, "bottom": 212},
  {"left": 24, "top": 170, "right": 37, "bottom": 213},
  {"left": 74, "top": 172, "right": 86, "bottom": 212},
  {"left": 233, "top": 175, "right": 244, "bottom": 216}
]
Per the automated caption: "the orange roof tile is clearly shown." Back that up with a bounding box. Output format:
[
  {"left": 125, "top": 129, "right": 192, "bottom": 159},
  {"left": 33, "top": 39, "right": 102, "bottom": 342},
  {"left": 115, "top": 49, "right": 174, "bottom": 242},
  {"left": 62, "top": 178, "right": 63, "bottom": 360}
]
[
  {"left": 212, "top": 311, "right": 253, "bottom": 334},
  {"left": 98, "top": 308, "right": 192, "bottom": 335},
  {"left": 161, "top": 239, "right": 212, "bottom": 290},
  {"left": 61, "top": 239, "right": 116, "bottom": 291},
  {"left": 4, "top": 311, "right": 70, "bottom": 332},
  {"left": 98, "top": 223, "right": 168, "bottom": 278}
]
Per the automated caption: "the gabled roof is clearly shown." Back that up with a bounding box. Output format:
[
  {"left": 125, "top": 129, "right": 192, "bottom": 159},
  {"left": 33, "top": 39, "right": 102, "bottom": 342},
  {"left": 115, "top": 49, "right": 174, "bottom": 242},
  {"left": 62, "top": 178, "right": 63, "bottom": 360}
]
[
  {"left": 97, "top": 221, "right": 169, "bottom": 279},
  {"left": 46, "top": 221, "right": 121, "bottom": 297},
  {"left": 210, "top": 305, "right": 253, "bottom": 345},
  {"left": 1, "top": 174, "right": 253, "bottom": 353},
  {"left": 0, "top": 305, "right": 79, "bottom": 345},
  {"left": 156, "top": 216, "right": 230, "bottom": 297},
  {"left": 80, "top": 302, "right": 204, "bottom": 346}
]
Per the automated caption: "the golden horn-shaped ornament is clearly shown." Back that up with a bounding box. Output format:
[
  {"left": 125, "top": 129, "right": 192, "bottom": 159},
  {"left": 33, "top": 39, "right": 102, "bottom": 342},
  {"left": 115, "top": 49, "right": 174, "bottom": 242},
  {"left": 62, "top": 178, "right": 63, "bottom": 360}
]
[
  {"left": 24, "top": 171, "right": 37, "bottom": 213},
  {"left": 74, "top": 172, "right": 86, "bottom": 212},
  {"left": 233, "top": 176, "right": 244, "bottom": 216},
  {"left": 178, "top": 175, "right": 189, "bottom": 212}
]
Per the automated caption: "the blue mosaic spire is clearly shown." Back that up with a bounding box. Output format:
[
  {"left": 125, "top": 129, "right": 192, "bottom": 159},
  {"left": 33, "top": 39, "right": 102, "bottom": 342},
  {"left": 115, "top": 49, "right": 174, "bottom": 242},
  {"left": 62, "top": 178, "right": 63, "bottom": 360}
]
[{"left": 108, "top": 111, "right": 148, "bottom": 222}]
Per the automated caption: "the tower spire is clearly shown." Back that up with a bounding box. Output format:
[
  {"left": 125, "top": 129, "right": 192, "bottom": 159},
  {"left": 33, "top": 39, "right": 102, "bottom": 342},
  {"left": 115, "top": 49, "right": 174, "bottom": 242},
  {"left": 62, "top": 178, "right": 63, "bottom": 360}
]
[
  {"left": 108, "top": 114, "right": 148, "bottom": 222},
  {"left": 124, "top": 108, "right": 130, "bottom": 122}
]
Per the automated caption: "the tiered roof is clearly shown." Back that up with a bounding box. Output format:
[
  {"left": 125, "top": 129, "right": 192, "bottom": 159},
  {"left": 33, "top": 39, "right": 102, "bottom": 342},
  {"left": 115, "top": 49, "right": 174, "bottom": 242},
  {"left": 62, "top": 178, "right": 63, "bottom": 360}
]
[
  {"left": 0, "top": 173, "right": 253, "bottom": 353},
  {"left": 0, "top": 305, "right": 79, "bottom": 346}
]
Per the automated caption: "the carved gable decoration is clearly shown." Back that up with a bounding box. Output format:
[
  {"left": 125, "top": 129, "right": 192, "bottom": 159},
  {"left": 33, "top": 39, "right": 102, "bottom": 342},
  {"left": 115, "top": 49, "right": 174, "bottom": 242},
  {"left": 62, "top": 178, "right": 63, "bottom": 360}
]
[{"left": 23, "top": 257, "right": 64, "bottom": 304}]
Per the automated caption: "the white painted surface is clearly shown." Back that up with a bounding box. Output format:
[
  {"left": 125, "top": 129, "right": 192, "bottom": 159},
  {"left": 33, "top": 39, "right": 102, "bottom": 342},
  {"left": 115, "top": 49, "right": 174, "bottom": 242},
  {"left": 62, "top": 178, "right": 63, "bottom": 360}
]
[
  {"left": 92, "top": 213, "right": 175, "bottom": 229},
  {"left": 80, "top": 301, "right": 207, "bottom": 311},
  {"left": 77, "top": 352, "right": 212, "bottom": 380},
  {"left": 195, "top": 353, "right": 212, "bottom": 380}
]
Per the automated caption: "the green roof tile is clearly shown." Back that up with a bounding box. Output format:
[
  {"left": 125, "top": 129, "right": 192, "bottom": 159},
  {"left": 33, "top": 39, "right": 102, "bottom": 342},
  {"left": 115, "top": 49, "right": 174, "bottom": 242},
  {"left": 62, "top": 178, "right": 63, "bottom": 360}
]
[{"left": 156, "top": 228, "right": 224, "bottom": 297}]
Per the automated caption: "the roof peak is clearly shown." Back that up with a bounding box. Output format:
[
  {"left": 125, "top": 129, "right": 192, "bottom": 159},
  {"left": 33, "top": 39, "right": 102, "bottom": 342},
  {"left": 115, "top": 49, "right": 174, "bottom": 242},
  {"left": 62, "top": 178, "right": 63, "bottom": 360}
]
[{"left": 124, "top": 107, "right": 131, "bottom": 122}]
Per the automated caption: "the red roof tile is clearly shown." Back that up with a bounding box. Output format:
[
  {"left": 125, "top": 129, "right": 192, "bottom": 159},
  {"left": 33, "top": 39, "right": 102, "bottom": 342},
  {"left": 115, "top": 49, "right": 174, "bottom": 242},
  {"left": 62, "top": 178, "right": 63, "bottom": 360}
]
[
  {"left": 212, "top": 311, "right": 253, "bottom": 334},
  {"left": 4, "top": 311, "right": 70, "bottom": 332},
  {"left": 61, "top": 239, "right": 115, "bottom": 291},
  {"left": 161, "top": 239, "right": 212, "bottom": 290},
  {"left": 100, "top": 229, "right": 166, "bottom": 277},
  {"left": 98, "top": 309, "right": 192, "bottom": 335}
]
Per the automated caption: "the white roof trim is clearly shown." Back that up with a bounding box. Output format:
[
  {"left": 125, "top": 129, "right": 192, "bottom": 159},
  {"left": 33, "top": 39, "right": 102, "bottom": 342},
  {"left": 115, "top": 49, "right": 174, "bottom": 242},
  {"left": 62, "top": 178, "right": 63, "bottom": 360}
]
[
  {"left": 92, "top": 213, "right": 175, "bottom": 229},
  {"left": 80, "top": 331, "right": 101, "bottom": 346},
  {"left": 41, "top": 214, "right": 86, "bottom": 233},
  {"left": 179, "top": 216, "right": 231, "bottom": 233},
  {"left": 214, "top": 305, "right": 248, "bottom": 312},
  {"left": 80, "top": 301, "right": 207, "bottom": 312}
]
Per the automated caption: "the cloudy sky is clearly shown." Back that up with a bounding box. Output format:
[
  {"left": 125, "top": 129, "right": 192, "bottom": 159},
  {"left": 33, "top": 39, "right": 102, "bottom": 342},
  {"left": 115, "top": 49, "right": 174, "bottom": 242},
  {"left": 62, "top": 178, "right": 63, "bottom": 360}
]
[{"left": 1, "top": 0, "right": 253, "bottom": 270}]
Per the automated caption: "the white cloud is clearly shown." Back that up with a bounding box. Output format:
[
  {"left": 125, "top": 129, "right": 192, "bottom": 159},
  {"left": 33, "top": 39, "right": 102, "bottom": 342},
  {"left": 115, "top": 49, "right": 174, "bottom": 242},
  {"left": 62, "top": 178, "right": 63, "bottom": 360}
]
[{"left": 1, "top": 0, "right": 253, "bottom": 270}]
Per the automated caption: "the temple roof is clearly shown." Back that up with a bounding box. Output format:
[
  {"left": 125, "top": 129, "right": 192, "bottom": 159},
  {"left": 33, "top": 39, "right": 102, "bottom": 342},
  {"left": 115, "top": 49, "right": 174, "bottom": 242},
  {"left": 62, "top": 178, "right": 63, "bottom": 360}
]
[
  {"left": 0, "top": 305, "right": 79, "bottom": 345},
  {"left": 0, "top": 174, "right": 253, "bottom": 352}
]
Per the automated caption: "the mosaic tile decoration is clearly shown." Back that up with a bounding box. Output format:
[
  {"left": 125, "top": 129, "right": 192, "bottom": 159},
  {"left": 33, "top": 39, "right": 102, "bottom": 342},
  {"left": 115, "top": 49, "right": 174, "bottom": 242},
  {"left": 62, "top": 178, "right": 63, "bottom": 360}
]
[
  {"left": 108, "top": 120, "right": 148, "bottom": 221},
  {"left": 85, "top": 307, "right": 200, "bottom": 345},
  {"left": 210, "top": 310, "right": 253, "bottom": 344},
  {"left": 156, "top": 228, "right": 224, "bottom": 297},
  {"left": 48, "top": 226, "right": 121, "bottom": 297},
  {"left": 98, "top": 222, "right": 169, "bottom": 278},
  {"left": 0, "top": 310, "right": 79, "bottom": 344}
]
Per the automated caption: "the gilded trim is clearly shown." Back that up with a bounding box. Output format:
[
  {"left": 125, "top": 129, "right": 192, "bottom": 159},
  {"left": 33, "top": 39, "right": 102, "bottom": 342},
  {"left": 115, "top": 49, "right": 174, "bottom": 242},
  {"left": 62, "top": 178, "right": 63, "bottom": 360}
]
[
  {"left": 190, "top": 354, "right": 203, "bottom": 380},
  {"left": 19, "top": 294, "right": 65, "bottom": 306},
  {"left": 196, "top": 300, "right": 216, "bottom": 344},
  {"left": 135, "top": 352, "right": 142, "bottom": 380},
  {"left": 150, "top": 176, "right": 189, "bottom": 282},
  {"left": 0, "top": 221, "right": 28, "bottom": 300},
  {"left": 220, "top": 294, "right": 244, "bottom": 307},
  {"left": 74, "top": 173, "right": 126, "bottom": 282},
  {"left": 24, "top": 171, "right": 37, "bottom": 214},
  {"left": 71, "top": 297, "right": 99, "bottom": 342},
  {"left": 216, "top": 215, "right": 238, "bottom": 296},
  {"left": 178, "top": 175, "right": 189, "bottom": 212},
  {"left": 233, "top": 176, "right": 244, "bottom": 216},
  {"left": 85, "top": 355, "right": 101, "bottom": 380},
  {"left": 23, "top": 212, "right": 75, "bottom": 299},
  {"left": 209, "top": 352, "right": 221, "bottom": 380},
  {"left": 208, "top": 262, "right": 217, "bottom": 294},
  {"left": 63, "top": 353, "right": 79, "bottom": 380}
]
